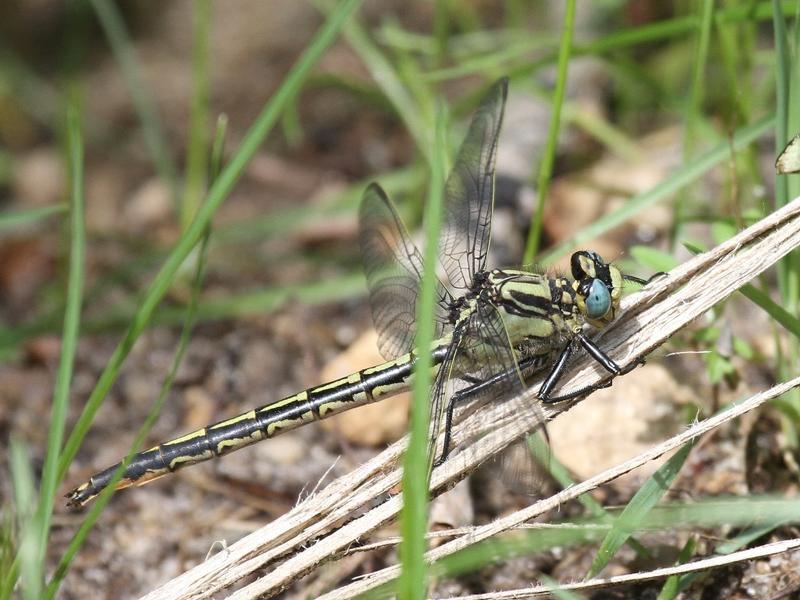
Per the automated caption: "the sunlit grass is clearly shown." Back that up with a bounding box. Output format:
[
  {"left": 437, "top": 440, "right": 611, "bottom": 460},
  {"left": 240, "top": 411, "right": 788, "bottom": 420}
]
[
  {"left": 0, "top": 1, "right": 798, "bottom": 598},
  {"left": 0, "top": 1, "right": 361, "bottom": 597}
]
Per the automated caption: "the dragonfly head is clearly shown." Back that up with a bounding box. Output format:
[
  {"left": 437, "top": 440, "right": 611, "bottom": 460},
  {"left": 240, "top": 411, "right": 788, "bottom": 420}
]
[{"left": 570, "top": 251, "right": 622, "bottom": 326}]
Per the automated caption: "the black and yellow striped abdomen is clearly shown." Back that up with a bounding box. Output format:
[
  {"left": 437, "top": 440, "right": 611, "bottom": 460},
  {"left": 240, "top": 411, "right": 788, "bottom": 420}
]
[
  {"left": 66, "top": 342, "right": 451, "bottom": 507},
  {"left": 67, "top": 268, "right": 604, "bottom": 508}
]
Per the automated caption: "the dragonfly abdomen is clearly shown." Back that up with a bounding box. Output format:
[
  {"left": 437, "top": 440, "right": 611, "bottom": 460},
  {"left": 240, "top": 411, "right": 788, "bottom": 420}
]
[{"left": 66, "top": 344, "right": 450, "bottom": 507}]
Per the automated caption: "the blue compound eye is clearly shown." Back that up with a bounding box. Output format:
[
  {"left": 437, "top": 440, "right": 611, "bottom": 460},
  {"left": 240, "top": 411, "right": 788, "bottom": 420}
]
[{"left": 585, "top": 279, "right": 611, "bottom": 319}]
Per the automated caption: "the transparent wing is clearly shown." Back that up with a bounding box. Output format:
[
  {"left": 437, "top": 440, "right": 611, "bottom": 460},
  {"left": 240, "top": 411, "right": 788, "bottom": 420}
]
[
  {"left": 429, "top": 299, "right": 550, "bottom": 484},
  {"left": 466, "top": 305, "right": 552, "bottom": 494},
  {"left": 359, "top": 183, "right": 453, "bottom": 359},
  {"left": 463, "top": 302, "right": 548, "bottom": 443},
  {"left": 428, "top": 337, "right": 462, "bottom": 464},
  {"left": 440, "top": 77, "right": 508, "bottom": 290}
]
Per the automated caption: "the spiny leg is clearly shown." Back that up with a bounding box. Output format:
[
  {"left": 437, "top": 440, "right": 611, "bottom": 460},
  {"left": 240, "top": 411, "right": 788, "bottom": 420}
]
[
  {"left": 434, "top": 353, "right": 545, "bottom": 467},
  {"left": 539, "top": 332, "right": 644, "bottom": 404},
  {"left": 623, "top": 271, "right": 666, "bottom": 286}
]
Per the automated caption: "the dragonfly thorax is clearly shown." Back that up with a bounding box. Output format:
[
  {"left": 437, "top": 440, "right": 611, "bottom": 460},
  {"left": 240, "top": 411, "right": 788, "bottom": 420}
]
[
  {"left": 485, "top": 268, "right": 570, "bottom": 315},
  {"left": 479, "top": 252, "right": 625, "bottom": 346}
]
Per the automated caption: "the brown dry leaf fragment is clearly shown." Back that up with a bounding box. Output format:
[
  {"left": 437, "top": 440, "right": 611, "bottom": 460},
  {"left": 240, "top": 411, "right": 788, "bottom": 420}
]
[
  {"left": 124, "top": 177, "right": 174, "bottom": 234},
  {"left": 12, "top": 147, "right": 65, "bottom": 207},
  {"left": 0, "top": 237, "right": 54, "bottom": 308}
]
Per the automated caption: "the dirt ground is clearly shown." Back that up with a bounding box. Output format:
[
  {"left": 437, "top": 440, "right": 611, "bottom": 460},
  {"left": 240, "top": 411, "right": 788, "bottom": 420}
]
[{"left": 1, "top": 2, "right": 799, "bottom": 598}]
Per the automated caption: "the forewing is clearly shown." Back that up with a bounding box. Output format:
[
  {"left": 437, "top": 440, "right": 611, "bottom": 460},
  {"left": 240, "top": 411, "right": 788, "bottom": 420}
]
[
  {"left": 440, "top": 78, "right": 508, "bottom": 290},
  {"left": 432, "top": 301, "right": 550, "bottom": 492},
  {"left": 359, "top": 183, "right": 452, "bottom": 359},
  {"left": 428, "top": 336, "right": 462, "bottom": 466}
]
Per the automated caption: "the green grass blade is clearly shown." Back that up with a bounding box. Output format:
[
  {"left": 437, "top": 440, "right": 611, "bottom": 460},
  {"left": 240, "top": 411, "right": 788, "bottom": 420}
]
[
  {"left": 9, "top": 438, "right": 39, "bottom": 600},
  {"left": 0, "top": 272, "right": 367, "bottom": 356},
  {"left": 10, "top": 440, "right": 40, "bottom": 600},
  {"left": 2, "top": 95, "right": 88, "bottom": 599},
  {"left": 214, "top": 165, "right": 425, "bottom": 245},
  {"left": 0, "top": 514, "right": 13, "bottom": 599},
  {"left": 740, "top": 284, "right": 800, "bottom": 338},
  {"left": 34, "top": 96, "right": 86, "bottom": 567},
  {"left": 368, "top": 496, "right": 800, "bottom": 597},
  {"left": 45, "top": 115, "right": 229, "bottom": 598},
  {"left": 47, "top": 233, "right": 211, "bottom": 597},
  {"left": 398, "top": 101, "right": 447, "bottom": 600},
  {"left": 0, "top": 47, "right": 61, "bottom": 126},
  {"left": 586, "top": 442, "right": 694, "bottom": 579},
  {"left": 682, "top": 240, "right": 800, "bottom": 338},
  {"left": 771, "top": 4, "right": 799, "bottom": 390},
  {"left": 657, "top": 537, "right": 697, "bottom": 600},
  {"left": 527, "top": 434, "right": 604, "bottom": 516},
  {"left": 425, "top": 34, "right": 556, "bottom": 82},
  {"left": 688, "top": 0, "right": 715, "bottom": 148},
  {"left": 672, "top": 0, "right": 714, "bottom": 244},
  {"left": 673, "top": 522, "right": 784, "bottom": 593},
  {"left": 773, "top": 0, "right": 791, "bottom": 211},
  {"left": 630, "top": 245, "right": 680, "bottom": 273},
  {"left": 45, "top": 228, "right": 212, "bottom": 599},
  {"left": 181, "top": 0, "right": 212, "bottom": 229},
  {"left": 426, "top": 2, "right": 795, "bottom": 84},
  {"left": 563, "top": 103, "right": 641, "bottom": 163},
  {"left": 527, "top": 434, "right": 653, "bottom": 561},
  {"left": 772, "top": 0, "right": 800, "bottom": 418},
  {"left": 320, "top": 0, "right": 433, "bottom": 161},
  {"left": 88, "top": 0, "right": 180, "bottom": 203},
  {"left": 0, "top": 204, "right": 67, "bottom": 232},
  {"left": 522, "top": 0, "right": 575, "bottom": 265},
  {"left": 788, "top": 5, "right": 800, "bottom": 202},
  {"left": 56, "top": 0, "right": 362, "bottom": 487},
  {"left": 433, "top": 0, "right": 450, "bottom": 63},
  {"left": 540, "top": 114, "right": 774, "bottom": 265},
  {"left": 209, "top": 114, "right": 228, "bottom": 181}
]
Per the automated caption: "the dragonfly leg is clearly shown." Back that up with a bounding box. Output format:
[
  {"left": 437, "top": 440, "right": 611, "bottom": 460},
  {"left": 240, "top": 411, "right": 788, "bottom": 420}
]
[
  {"left": 539, "top": 333, "right": 645, "bottom": 404},
  {"left": 434, "top": 353, "right": 544, "bottom": 467},
  {"left": 435, "top": 376, "right": 500, "bottom": 467},
  {"left": 623, "top": 271, "right": 666, "bottom": 286}
]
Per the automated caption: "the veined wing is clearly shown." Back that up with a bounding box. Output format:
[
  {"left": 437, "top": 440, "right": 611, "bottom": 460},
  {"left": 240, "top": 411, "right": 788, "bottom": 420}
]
[
  {"left": 463, "top": 300, "right": 547, "bottom": 440},
  {"left": 359, "top": 183, "right": 453, "bottom": 360},
  {"left": 440, "top": 77, "right": 508, "bottom": 291},
  {"left": 429, "top": 299, "right": 548, "bottom": 472}
]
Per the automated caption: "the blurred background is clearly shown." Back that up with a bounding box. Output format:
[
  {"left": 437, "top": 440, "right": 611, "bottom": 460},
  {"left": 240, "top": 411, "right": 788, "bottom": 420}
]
[{"left": 1, "top": 1, "right": 798, "bottom": 598}]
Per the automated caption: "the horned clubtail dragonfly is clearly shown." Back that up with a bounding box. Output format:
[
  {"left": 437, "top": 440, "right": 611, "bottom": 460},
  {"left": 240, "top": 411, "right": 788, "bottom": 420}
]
[{"left": 67, "top": 77, "right": 651, "bottom": 507}]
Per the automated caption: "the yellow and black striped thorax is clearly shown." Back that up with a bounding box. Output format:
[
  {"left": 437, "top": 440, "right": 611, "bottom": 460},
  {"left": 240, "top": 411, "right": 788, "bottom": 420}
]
[
  {"left": 477, "top": 250, "right": 624, "bottom": 346},
  {"left": 487, "top": 269, "right": 576, "bottom": 317},
  {"left": 481, "top": 268, "right": 580, "bottom": 345}
]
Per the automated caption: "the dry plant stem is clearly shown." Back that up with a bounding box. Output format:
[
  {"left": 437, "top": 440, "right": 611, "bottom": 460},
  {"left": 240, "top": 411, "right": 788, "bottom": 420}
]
[
  {"left": 142, "top": 195, "right": 800, "bottom": 600},
  {"left": 140, "top": 440, "right": 408, "bottom": 600},
  {"left": 455, "top": 538, "right": 800, "bottom": 600},
  {"left": 317, "top": 376, "right": 800, "bottom": 600},
  {"left": 343, "top": 522, "right": 613, "bottom": 556}
]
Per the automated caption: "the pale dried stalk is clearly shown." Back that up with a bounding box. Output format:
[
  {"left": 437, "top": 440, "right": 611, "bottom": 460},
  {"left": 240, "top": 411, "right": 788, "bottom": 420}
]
[
  {"left": 320, "top": 377, "right": 800, "bottom": 599},
  {"left": 455, "top": 538, "right": 800, "bottom": 599},
  {"left": 143, "top": 195, "right": 800, "bottom": 600}
]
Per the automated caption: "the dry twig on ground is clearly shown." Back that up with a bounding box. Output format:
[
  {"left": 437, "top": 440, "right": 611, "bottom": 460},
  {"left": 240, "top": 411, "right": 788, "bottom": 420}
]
[{"left": 143, "top": 195, "right": 800, "bottom": 600}]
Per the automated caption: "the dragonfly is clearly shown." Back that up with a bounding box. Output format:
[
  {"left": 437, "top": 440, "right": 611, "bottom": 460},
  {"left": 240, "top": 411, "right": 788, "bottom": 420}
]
[{"left": 67, "top": 77, "right": 652, "bottom": 508}]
